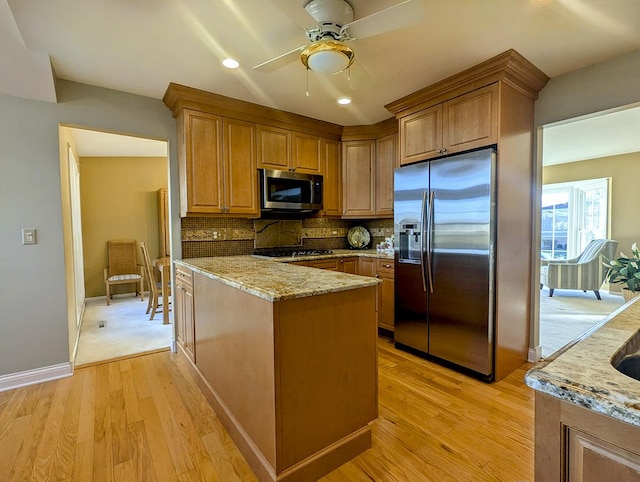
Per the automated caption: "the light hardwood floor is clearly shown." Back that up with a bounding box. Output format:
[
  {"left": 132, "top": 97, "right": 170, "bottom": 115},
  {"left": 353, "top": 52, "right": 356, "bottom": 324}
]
[{"left": 0, "top": 338, "right": 534, "bottom": 481}]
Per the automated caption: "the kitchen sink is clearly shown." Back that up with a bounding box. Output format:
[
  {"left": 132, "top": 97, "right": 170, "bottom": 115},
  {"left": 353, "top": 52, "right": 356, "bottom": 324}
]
[{"left": 612, "top": 330, "right": 640, "bottom": 381}]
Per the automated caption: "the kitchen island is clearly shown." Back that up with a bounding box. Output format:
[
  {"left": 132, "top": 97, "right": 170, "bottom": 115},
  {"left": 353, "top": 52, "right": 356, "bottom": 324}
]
[
  {"left": 175, "top": 256, "right": 380, "bottom": 482},
  {"left": 525, "top": 296, "right": 640, "bottom": 481}
]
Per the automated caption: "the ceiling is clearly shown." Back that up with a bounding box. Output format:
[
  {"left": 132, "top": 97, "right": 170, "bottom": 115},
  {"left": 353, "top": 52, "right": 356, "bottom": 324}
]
[{"left": 3, "top": 0, "right": 640, "bottom": 161}]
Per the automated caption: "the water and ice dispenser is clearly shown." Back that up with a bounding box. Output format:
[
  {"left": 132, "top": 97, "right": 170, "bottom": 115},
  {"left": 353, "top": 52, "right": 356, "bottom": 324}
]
[{"left": 398, "top": 222, "right": 421, "bottom": 263}]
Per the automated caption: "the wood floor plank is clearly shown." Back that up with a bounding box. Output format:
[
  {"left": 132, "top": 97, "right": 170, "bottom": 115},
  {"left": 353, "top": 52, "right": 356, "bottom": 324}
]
[
  {"left": 120, "top": 362, "right": 143, "bottom": 426},
  {"left": 52, "top": 368, "right": 85, "bottom": 480},
  {"left": 29, "top": 377, "right": 72, "bottom": 482},
  {"left": 0, "top": 337, "right": 535, "bottom": 481},
  {"left": 109, "top": 389, "right": 132, "bottom": 465},
  {"left": 139, "top": 355, "right": 195, "bottom": 475},
  {"left": 8, "top": 395, "right": 54, "bottom": 481},
  {"left": 129, "top": 419, "right": 158, "bottom": 482},
  {"left": 0, "top": 414, "right": 31, "bottom": 479},
  {"left": 138, "top": 395, "right": 180, "bottom": 482}
]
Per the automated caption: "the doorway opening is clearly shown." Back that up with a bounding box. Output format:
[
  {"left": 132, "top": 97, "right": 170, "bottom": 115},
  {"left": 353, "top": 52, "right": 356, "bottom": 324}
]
[
  {"left": 536, "top": 103, "right": 640, "bottom": 358},
  {"left": 59, "top": 125, "right": 172, "bottom": 367}
]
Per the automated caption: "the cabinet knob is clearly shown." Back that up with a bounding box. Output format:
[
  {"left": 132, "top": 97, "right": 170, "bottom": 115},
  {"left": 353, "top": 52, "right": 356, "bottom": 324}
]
[{"left": 375, "top": 273, "right": 380, "bottom": 278}]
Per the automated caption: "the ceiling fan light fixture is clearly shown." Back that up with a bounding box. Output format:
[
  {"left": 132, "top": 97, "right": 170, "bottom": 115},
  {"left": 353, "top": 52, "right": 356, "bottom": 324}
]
[{"left": 301, "top": 40, "right": 354, "bottom": 74}]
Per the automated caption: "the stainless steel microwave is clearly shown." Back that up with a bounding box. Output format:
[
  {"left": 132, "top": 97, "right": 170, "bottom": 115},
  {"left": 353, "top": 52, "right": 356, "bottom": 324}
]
[{"left": 259, "top": 169, "right": 323, "bottom": 212}]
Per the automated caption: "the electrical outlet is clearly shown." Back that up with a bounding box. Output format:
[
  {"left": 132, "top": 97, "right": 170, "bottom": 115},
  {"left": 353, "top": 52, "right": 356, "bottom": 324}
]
[{"left": 22, "top": 228, "right": 37, "bottom": 245}]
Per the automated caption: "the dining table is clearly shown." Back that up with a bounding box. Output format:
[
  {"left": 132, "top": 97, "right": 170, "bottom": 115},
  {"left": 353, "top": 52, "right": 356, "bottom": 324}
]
[{"left": 152, "top": 256, "right": 171, "bottom": 324}]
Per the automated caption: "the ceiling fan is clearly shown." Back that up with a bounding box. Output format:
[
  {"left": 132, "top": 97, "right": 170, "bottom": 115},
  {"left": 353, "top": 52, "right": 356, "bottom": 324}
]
[{"left": 254, "top": 0, "right": 424, "bottom": 75}]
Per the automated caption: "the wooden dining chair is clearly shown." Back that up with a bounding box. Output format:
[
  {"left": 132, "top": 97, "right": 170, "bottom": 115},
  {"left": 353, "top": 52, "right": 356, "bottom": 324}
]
[
  {"left": 138, "top": 241, "right": 171, "bottom": 320},
  {"left": 104, "top": 239, "right": 144, "bottom": 305}
]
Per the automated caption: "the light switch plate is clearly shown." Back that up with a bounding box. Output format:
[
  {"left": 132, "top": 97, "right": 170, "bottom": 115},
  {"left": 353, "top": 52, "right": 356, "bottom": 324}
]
[{"left": 22, "top": 228, "right": 37, "bottom": 245}]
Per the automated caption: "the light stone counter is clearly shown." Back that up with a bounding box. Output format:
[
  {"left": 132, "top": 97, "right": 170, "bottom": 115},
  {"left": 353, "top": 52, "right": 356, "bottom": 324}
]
[
  {"left": 525, "top": 296, "right": 640, "bottom": 427},
  {"left": 175, "top": 255, "right": 381, "bottom": 302}
]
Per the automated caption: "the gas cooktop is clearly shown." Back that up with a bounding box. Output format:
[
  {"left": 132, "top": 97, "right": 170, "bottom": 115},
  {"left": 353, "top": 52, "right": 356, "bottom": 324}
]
[{"left": 253, "top": 248, "right": 334, "bottom": 258}]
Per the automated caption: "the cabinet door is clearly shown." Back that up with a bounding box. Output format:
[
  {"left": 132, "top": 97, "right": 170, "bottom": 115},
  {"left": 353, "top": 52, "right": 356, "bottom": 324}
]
[
  {"left": 339, "top": 258, "right": 357, "bottom": 274},
  {"left": 358, "top": 257, "right": 377, "bottom": 277},
  {"left": 567, "top": 428, "right": 640, "bottom": 482},
  {"left": 257, "top": 125, "right": 291, "bottom": 170},
  {"left": 183, "top": 110, "right": 224, "bottom": 214},
  {"left": 377, "top": 260, "right": 395, "bottom": 332},
  {"left": 223, "top": 118, "right": 259, "bottom": 216},
  {"left": 399, "top": 104, "right": 442, "bottom": 165},
  {"left": 342, "top": 140, "right": 375, "bottom": 217},
  {"left": 175, "top": 267, "right": 195, "bottom": 362},
  {"left": 442, "top": 83, "right": 498, "bottom": 154},
  {"left": 292, "top": 132, "right": 322, "bottom": 174},
  {"left": 375, "top": 133, "right": 396, "bottom": 217},
  {"left": 322, "top": 139, "right": 342, "bottom": 216}
]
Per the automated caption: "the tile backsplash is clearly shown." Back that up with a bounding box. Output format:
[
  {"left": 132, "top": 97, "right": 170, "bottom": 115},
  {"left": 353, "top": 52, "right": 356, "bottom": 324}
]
[{"left": 181, "top": 216, "right": 393, "bottom": 258}]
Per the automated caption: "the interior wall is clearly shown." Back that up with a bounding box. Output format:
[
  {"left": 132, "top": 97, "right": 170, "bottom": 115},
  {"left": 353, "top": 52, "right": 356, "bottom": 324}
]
[
  {"left": 0, "top": 80, "right": 177, "bottom": 377},
  {"left": 543, "top": 152, "right": 638, "bottom": 281},
  {"left": 81, "top": 156, "right": 167, "bottom": 298}
]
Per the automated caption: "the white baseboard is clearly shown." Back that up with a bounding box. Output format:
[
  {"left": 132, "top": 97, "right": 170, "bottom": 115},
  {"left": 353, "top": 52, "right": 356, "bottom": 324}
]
[
  {"left": 171, "top": 339, "right": 178, "bottom": 353},
  {"left": 0, "top": 362, "right": 73, "bottom": 393},
  {"left": 528, "top": 345, "right": 542, "bottom": 363}
]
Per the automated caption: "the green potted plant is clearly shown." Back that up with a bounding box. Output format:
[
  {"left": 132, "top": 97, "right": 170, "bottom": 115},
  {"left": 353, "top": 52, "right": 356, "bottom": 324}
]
[{"left": 605, "top": 243, "right": 640, "bottom": 302}]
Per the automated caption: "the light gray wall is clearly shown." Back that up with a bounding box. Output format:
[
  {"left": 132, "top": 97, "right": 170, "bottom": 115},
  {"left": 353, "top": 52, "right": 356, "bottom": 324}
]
[
  {"left": 0, "top": 80, "right": 178, "bottom": 376},
  {"left": 536, "top": 49, "right": 640, "bottom": 126}
]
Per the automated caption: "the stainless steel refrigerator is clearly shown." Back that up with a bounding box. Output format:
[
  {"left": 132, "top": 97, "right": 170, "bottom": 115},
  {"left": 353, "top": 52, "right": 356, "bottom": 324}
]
[{"left": 394, "top": 148, "right": 496, "bottom": 379}]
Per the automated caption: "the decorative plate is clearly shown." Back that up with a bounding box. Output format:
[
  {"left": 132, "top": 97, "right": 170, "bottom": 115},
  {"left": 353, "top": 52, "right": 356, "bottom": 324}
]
[{"left": 347, "top": 226, "right": 371, "bottom": 249}]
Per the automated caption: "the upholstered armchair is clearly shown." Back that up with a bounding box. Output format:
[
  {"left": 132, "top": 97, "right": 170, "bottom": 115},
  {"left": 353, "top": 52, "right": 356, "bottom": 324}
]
[{"left": 540, "top": 239, "right": 618, "bottom": 300}]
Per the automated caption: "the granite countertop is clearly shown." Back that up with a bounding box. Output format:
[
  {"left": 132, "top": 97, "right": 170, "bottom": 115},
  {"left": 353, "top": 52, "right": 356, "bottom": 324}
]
[
  {"left": 175, "top": 256, "right": 381, "bottom": 302},
  {"left": 525, "top": 296, "right": 640, "bottom": 427}
]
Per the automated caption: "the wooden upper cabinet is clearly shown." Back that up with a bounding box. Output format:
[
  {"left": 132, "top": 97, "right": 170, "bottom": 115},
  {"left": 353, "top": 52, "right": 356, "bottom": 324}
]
[
  {"left": 223, "top": 118, "right": 259, "bottom": 216},
  {"left": 342, "top": 140, "right": 375, "bottom": 217},
  {"left": 182, "top": 109, "right": 224, "bottom": 215},
  {"left": 375, "top": 133, "right": 396, "bottom": 217},
  {"left": 443, "top": 83, "right": 498, "bottom": 154},
  {"left": 292, "top": 132, "right": 322, "bottom": 174},
  {"left": 257, "top": 125, "right": 290, "bottom": 171},
  {"left": 398, "top": 84, "right": 498, "bottom": 165},
  {"left": 400, "top": 104, "right": 442, "bottom": 165},
  {"left": 322, "top": 139, "right": 342, "bottom": 217}
]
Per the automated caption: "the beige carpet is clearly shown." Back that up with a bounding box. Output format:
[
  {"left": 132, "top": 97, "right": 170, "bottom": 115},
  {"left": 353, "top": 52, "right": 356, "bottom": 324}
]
[
  {"left": 75, "top": 294, "right": 173, "bottom": 367},
  {"left": 539, "top": 288, "right": 625, "bottom": 358}
]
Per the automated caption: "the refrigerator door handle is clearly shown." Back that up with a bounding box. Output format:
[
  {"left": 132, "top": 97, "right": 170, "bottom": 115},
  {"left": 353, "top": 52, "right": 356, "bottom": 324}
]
[
  {"left": 426, "top": 190, "right": 435, "bottom": 293},
  {"left": 420, "top": 190, "right": 428, "bottom": 292}
]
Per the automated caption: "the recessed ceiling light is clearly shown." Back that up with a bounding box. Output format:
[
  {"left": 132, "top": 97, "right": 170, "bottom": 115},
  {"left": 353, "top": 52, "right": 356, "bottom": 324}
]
[
  {"left": 222, "top": 58, "right": 240, "bottom": 69},
  {"left": 337, "top": 97, "right": 351, "bottom": 105}
]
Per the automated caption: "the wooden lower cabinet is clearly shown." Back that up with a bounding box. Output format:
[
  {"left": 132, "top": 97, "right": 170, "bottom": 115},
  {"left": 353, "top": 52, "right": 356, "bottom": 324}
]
[
  {"left": 535, "top": 392, "right": 640, "bottom": 481},
  {"left": 175, "top": 265, "right": 195, "bottom": 362},
  {"left": 377, "top": 260, "right": 395, "bottom": 332},
  {"left": 192, "top": 272, "right": 377, "bottom": 482}
]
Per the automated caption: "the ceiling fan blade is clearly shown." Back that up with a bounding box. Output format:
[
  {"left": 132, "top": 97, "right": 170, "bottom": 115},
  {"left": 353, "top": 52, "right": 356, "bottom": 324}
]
[
  {"left": 345, "top": 0, "right": 424, "bottom": 40},
  {"left": 266, "top": 0, "right": 318, "bottom": 28},
  {"left": 253, "top": 45, "right": 307, "bottom": 73}
]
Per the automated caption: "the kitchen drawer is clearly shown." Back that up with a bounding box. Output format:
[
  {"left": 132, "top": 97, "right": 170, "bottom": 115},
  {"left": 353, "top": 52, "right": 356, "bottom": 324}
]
[{"left": 176, "top": 265, "right": 193, "bottom": 288}]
